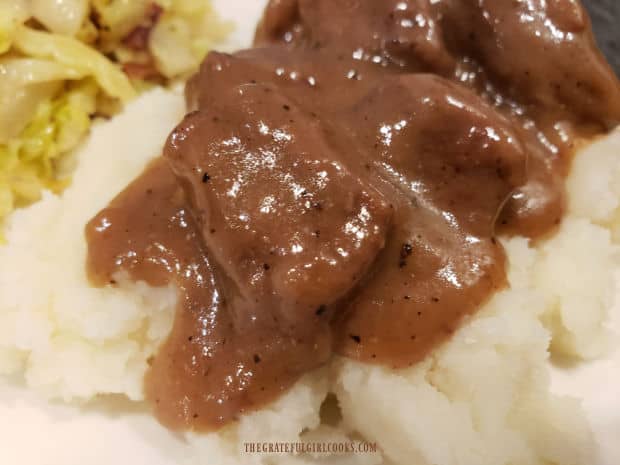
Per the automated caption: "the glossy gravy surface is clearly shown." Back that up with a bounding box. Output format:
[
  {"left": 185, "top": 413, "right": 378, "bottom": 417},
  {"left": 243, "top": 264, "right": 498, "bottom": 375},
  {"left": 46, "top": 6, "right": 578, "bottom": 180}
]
[{"left": 86, "top": 0, "right": 620, "bottom": 431}]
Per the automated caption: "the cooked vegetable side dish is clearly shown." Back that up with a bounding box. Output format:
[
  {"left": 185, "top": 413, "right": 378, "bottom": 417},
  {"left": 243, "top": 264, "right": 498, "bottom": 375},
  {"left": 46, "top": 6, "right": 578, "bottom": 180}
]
[
  {"left": 0, "top": 1, "right": 619, "bottom": 465},
  {"left": 0, "top": 0, "right": 228, "bottom": 227}
]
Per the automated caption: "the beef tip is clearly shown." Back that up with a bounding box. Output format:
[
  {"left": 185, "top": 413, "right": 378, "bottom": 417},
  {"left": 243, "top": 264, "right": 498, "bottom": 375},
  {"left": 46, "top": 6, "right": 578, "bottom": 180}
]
[{"left": 165, "top": 83, "right": 392, "bottom": 332}]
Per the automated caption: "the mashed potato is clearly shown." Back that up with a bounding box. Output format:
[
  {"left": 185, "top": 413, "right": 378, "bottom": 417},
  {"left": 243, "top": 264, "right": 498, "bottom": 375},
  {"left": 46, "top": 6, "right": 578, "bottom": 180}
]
[{"left": 0, "top": 88, "right": 618, "bottom": 465}]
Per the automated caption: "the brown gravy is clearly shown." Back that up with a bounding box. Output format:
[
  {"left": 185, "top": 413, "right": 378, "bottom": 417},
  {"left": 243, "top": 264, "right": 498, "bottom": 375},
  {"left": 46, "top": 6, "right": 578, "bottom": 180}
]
[{"left": 86, "top": 0, "right": 620, "bottom": 431}]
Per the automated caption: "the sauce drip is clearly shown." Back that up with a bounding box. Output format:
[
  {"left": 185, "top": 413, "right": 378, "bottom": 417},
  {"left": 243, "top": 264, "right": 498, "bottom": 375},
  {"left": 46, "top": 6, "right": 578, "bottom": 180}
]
[{"left": 86, "top": 0, "right": 620, "bottom": 431}]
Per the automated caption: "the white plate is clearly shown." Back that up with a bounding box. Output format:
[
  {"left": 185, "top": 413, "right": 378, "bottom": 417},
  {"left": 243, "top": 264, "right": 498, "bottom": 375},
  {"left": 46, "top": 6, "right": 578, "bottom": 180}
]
[{"left": 0, "top": 1, "right": 618, "bottom": 464}]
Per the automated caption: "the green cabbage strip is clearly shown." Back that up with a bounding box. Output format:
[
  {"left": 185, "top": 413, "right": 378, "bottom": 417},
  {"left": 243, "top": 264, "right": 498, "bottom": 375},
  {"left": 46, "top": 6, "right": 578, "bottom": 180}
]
[
  {"left": 0, "top": 1, "right": 229, "bottom": 234},
  {"left": 13, "top": 25, "right": 135, "bottom": 102},
  {"left": 0, "top": 81, "right": 98, "bottom": 236},
  {"left": 0, "top": 25, "right": 135, "bottom": 234}
]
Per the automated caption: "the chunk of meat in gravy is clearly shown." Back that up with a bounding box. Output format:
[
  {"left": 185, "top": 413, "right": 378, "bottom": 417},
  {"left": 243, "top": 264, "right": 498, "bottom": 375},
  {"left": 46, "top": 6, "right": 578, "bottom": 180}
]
[
  {"left": 261, "top": 0, "right": 453, "bottom": 72},
  {"left": 334, "top": 75, "right": 525, "bottom": 364},
  {"left": 436, "top": 0, "right": 620, "bottom": 125},
  {"left": 257, "top": 0, "right": 620, "bottom": 237},
  {"left": 86, "top": 159, "right": 342, "bottom": 430},
  {"left": 257, "top": 0, "right": 620, "bottom": 125},
  {"left": 433, "top": 0, "right": 620, "bottom": 235},
  {"left": 345, "top": 74, "right": 526, "bottom": 234},
  {"left": 86, "top": 0, "right": 620, "bottom": 431},
  {"left": 165, "top": 85, "right": 393, "bottom": 333}
]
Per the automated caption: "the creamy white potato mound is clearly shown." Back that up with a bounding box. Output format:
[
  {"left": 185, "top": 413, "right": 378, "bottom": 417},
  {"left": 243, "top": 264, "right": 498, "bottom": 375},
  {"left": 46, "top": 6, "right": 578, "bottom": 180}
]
[{"left": 0, "top": 89, "right": 618, "bottom": 465}]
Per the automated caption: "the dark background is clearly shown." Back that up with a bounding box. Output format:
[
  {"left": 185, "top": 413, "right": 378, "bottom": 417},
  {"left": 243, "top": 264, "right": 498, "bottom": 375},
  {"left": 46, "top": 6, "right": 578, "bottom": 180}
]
[{"left": 583, "top": 0, "right": 619, "bottom": 75}]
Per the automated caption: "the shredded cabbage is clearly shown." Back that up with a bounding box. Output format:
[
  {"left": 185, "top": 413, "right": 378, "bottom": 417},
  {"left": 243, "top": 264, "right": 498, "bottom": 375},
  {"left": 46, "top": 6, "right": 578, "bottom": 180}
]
[
  {"left": 31, "top": 0, "right": 89, "bottom": 36},
  {"left": 0, "top": 0, "right": 229, "bottom": 228},
  {"left": 0, "top": 1, "right": 28, "bottom": 53},
  {"left": 0, "top": 58, "right": 87, "bottom": 142},
  {"left": 0, "top": 81, "right": 97, "bottom": 230},
  {"left": 150, "top": 0, "right": 231, "bottom": 78},
  {"left": 13, "top": 26, "right": 135, "bottom": 102},
  {"left": 91, "top": 0, "right": 151, "bottom": 49}
]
